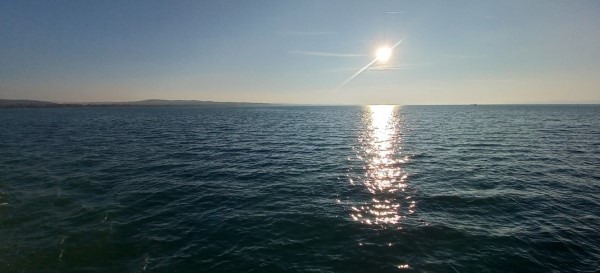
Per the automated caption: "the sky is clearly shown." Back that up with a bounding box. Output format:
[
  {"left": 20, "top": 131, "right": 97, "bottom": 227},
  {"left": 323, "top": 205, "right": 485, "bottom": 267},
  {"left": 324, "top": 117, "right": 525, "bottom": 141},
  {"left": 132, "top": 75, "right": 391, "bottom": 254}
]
[{"left": 1, "top": 0, "right": 599, "bottom": 104}]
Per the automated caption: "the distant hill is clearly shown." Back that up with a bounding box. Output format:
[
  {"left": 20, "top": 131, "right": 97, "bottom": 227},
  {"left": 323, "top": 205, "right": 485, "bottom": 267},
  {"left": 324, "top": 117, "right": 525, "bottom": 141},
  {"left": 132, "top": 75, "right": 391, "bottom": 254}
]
[
  {"left": 113, "top": 99, "right": 269, "bottom": 106},
  {"left": 0, "top": 99, "right": 61, "bottom": 108},
  {"left": 0, "top": 99, "right": 271, "bottom": 108}
]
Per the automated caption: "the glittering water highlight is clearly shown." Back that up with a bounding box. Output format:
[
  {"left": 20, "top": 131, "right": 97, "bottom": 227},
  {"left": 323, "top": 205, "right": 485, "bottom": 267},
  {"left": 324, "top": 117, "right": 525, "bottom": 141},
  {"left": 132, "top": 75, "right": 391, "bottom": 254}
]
[{"left": 348, "top": 105, "right": 414, "bottom": 226}]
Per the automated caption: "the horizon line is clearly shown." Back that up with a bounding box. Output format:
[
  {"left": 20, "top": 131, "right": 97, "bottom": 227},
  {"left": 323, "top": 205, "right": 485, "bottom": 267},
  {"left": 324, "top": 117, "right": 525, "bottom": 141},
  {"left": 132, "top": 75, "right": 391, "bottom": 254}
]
[{"left": 1, "top": 98, "right": 599, "bottom": 107}]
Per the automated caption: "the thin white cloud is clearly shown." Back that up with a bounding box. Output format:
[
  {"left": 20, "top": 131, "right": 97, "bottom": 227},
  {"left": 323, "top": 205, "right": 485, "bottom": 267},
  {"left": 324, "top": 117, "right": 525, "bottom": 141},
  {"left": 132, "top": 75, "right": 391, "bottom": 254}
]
[
  {"left": 290, "top": 50, "right": 364, "bottom": 58},
  {"left": 280, "top": 31, "right": 332, "bottom": 36},
  {"left": 368, "top": 63, "right": 433, "bottom": 71},
  {"left": 479, "top": 15, "right": 499, "bottom": 19},
  {"left": 437, "top": 54, "right": 482, "bottom": 59},
  {"left": 384, "top": 11, "right": 404, "bottom": 14},
  {"left": 368, "top": 66, "right": 407, "bottom": 71},
  {"left": 465, "top": 79, "right": 522, "bottom": 83}
]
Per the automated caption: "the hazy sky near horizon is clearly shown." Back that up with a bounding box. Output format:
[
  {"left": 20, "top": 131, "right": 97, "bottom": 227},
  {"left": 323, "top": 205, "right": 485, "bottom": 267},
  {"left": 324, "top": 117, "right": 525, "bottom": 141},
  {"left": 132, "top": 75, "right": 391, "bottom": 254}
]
[{"left": 1, "top": 0, "right": 599, "bottom": 104}]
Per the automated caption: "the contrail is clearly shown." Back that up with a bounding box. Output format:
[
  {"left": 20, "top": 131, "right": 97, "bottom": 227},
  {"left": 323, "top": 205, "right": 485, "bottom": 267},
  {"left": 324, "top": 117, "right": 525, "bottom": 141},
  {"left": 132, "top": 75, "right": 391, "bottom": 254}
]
[
  {"left": 334, "top": 39, "right": 403, "bottom": 91},
  {"left": 335, "top": 58, "right": 378, "bottom": 91},
  {"left": 390, "top": 39, "right": 404, "bottom": 50}
]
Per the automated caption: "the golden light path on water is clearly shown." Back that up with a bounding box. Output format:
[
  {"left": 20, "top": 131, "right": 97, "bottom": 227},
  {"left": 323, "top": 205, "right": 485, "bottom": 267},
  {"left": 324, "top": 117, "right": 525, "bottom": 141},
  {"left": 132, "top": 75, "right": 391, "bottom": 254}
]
[{"left": 350, "top": 105, "right": 415, "bottom": 226}]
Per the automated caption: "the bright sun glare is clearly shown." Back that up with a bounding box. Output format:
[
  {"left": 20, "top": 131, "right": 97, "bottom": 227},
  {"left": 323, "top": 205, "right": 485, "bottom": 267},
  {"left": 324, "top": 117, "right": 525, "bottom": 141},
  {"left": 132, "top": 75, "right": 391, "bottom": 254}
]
[{"left": 376, "top": 47, "right": 392, "bottom": 63}]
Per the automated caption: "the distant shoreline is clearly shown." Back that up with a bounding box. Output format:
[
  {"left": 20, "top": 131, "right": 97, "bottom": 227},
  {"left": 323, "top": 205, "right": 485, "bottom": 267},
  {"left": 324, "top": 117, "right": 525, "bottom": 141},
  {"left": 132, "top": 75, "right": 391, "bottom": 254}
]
[
  {"left": 0, "top": 99, "right": 598, "bottom": 108},
  {"left": 0, "top": 99, "right": 273, "bottom": 109}
]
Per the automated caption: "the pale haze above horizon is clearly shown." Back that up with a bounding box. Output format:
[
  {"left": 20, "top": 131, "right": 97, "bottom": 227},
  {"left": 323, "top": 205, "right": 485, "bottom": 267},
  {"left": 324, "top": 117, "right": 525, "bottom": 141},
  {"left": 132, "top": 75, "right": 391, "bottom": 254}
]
[{"left": 1, "top": 0, "right": 599, "bottom": 105}]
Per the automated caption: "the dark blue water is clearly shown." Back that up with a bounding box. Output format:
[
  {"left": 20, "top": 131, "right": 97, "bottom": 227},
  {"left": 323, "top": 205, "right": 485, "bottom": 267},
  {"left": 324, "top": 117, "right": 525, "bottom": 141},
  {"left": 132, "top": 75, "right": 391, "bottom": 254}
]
[{"left": 1, "top": 105, "right": 599, "bottom": 272}]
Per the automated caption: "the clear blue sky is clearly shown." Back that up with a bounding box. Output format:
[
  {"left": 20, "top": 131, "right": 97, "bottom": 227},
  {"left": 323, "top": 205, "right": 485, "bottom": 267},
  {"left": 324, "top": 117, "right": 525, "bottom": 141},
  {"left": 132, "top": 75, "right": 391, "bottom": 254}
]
[{"left": 1, "top": 0, "right": 599, "bottom": 104}]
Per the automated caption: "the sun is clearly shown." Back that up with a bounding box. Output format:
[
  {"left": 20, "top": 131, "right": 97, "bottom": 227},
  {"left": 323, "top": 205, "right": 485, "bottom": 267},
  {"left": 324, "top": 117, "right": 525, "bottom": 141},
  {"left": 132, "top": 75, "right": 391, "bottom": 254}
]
[{"left": 376, "top": 46, "right": 392, "bottom": 63}]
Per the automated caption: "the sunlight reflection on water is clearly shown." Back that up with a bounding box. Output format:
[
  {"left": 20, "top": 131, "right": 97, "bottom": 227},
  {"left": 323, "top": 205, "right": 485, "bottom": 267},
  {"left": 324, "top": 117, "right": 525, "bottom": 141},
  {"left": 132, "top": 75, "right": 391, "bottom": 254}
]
[{"left": 349, "top": 105, "right": 414, "bottom": 226}]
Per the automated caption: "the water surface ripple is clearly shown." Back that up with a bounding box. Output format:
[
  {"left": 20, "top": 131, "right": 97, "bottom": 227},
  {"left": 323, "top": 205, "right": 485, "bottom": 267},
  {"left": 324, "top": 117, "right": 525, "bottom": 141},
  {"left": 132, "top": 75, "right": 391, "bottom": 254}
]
[{"left": 0, "top": 105, "right": 599, "bottom": 272}]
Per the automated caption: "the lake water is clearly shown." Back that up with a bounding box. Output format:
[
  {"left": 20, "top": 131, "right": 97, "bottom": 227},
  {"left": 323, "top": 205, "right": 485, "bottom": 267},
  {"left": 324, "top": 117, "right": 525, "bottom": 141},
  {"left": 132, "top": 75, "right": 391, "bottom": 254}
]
[{"left": 1, "top": 105, "right": 599, "bottom": 272}]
